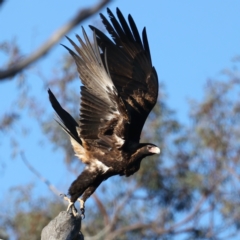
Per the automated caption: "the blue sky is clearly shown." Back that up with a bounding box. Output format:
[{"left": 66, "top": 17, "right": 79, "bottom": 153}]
[{"left": 1, "top": 0, "right": 240, "bottom": 225}]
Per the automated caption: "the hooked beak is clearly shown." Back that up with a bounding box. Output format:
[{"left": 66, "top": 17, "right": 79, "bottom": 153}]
[{"left": 150, "top": 146, "right": 160, "bottom": 154}]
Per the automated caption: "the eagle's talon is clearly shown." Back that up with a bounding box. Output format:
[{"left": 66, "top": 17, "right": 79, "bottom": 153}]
[
  {"left": 60, "top": 193, "right": 66, "bottom": 198},
  {"left": 61, "top": 194, "right": 79, "bottom": 217},
  {"left": 70, "top": 205, "right": 78, "bottom": 216},
  {"left": 77, "top": 198, "right": 85, "bottom": 218},
  {"left": 80, "top": 206, "right": 85, "bottom": 219},
  {"left": 80, "top": 211, "right": 85, "bottom": 219}
]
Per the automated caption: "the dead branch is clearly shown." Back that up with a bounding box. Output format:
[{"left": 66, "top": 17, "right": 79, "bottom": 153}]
[
  {"left": 104, "top": 192, "right": 207, "bottom": 239},
  {"left": 85, "top": 225, "right": 111, "bottom": 240},
  {"left": 93, "top": 193, "right": 110, "bottom": 225},
  {"left": 20, "top": 151, "right": 61, "bottom": 197},
  {"left": 0, "top": 0, "right": 111, "bottom": 81},
  {"left": 20, "top": 150, "right": 84, "bottom": 239},
  {"left": 111, "top": 183, "right": 139, "bottom": 227},
  {"left": 168, "top": 194, "right": 207, "bottom": 230},
  {"left": 41, "top": 211, "right": 83, "bottom": 240},
  {"left": 106, "top": 220, "right": 199, "bottom": 240},
  {"left": 0, "top": 0, "right": 5, "bottom": 8}
]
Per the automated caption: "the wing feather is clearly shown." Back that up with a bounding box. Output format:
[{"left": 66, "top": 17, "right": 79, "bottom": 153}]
[
  {"left": 48, "top": 89, "right": 82, "bottom": 145},
  {"left": 127, "top": 13, "right": 143, "bottom": 48},
  {"left": 63, "top": 28, "right": 129, "bottom": 148},
  {"left": 91, "top": 8, "right": 158, "bottom": 142}
]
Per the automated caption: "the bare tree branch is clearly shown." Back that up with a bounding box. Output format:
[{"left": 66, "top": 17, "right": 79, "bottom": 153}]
[
  {"left": 0, "top": 0, "right": 5, "bottom": 8},
  {"left": 110, "top": 183, "right": 139, "bottom": 229},
  {"left": 107, "top": 222, "right": 199, "bottom": 240},
  {"left": 20, "top": 151, "right": 62, "bottom": 197},
  {"left": 105, "top": 193, "right": 208, "bottom": 239},
  {"left": 21, "top": 151, "right": 84, "bottom": 239},
  {"left": 85, "top": 225, "right": 111, "bottom": 240},
  {"left": 169, "top": 194, "right": 207, "bottom": 230},
  {"left": 226, "top": 165, "right": 240, "bottom": 181},
  {"left": 0, "top": 0, "right": 111, "bottom": 81},
  {"left": 93, "top": 193, "right": 110, "bottom": 225}
]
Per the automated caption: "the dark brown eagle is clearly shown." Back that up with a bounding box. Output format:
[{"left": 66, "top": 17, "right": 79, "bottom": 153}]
[{"left": 48, "top": 8, "right": 159, "bottom": 217}]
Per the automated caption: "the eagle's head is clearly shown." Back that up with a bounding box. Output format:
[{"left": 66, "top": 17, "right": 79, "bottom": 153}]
[
  {"left": 147, "top": 144, "right": 160, "bottom": 154},
  {"left": 138, "top": 143, "right": 160, "bottom": 157},
  {"left": 125, "top": 143, "right": 160, "bottom": 177}
]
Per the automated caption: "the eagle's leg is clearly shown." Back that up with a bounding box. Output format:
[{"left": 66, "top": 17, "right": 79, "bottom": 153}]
[
  {"left": 61, "top": 194, "right": 78, "bottom": 216},
  {"left": 81, "top": 173, "right": 110, "bottom": 209},
  {"left": 72, "top": 180, "right": 103, "bottom": 219},
  {"left": 68, "top": 167, "right": 113, "bottom": 218},
  {"left": 76, "top": 198, "right": 85, "bottom": 218},
  {"left": 68, "top": 167, "right": 101, "bottom": 217}
]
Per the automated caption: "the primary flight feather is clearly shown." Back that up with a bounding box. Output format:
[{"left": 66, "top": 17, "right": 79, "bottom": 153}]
[{"left": 48, "top": 8, "right": 160, "bottom": 217}]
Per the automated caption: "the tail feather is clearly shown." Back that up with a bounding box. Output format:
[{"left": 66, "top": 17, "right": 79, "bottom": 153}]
[{"left": 48, "top": 89, "right": 82, "bottom": 145}]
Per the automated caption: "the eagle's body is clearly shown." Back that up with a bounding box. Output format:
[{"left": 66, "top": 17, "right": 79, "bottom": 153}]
[{"left": 48, "top": 8, "right": 159, "bottom": 216}]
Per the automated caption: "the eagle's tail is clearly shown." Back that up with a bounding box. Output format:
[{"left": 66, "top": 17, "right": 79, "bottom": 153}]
[{"left": 48, "top": 89, "right": 82, "bottom": 146}]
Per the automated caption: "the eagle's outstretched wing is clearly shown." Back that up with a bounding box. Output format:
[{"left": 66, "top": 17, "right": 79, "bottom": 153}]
[
  {"left": 90, "top": 8, "right": 158, "bottom": 142},
  {"left": 49, "top": 28, "right": 129, "bottom": 150}
]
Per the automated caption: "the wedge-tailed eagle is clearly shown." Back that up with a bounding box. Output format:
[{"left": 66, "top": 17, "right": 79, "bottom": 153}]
[{"left": 48, "top": 8, "right": 160, "bottom": 217}]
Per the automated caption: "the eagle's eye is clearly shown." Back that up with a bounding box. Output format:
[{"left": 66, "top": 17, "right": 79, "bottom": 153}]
[{"left": 147, "top": 145, "right": 153, "bottom": 150}]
